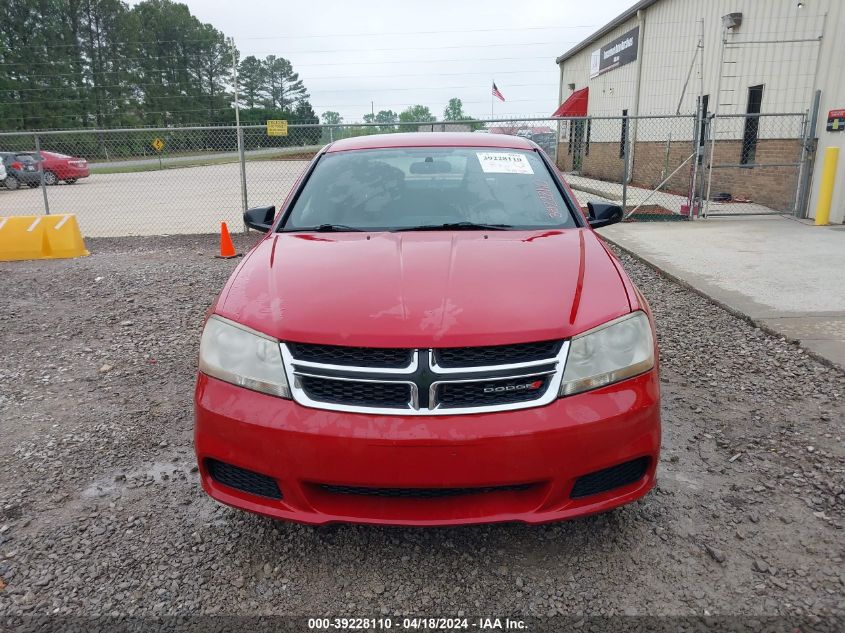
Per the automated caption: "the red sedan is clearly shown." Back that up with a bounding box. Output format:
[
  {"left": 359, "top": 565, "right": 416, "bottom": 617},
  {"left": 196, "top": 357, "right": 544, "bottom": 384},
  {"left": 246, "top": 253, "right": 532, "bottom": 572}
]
[
  {"left": 39, "top": 151, "right": 89, "bottom": 185},
  {"left": 194, "top": 133, "right": 660, "bottom": 526}
]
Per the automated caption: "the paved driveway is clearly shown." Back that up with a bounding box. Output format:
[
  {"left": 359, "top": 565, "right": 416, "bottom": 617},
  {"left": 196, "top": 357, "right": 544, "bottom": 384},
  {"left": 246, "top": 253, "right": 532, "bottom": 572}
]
[{"left": 599, "top": 215, "right": 845, "bottom": 368}]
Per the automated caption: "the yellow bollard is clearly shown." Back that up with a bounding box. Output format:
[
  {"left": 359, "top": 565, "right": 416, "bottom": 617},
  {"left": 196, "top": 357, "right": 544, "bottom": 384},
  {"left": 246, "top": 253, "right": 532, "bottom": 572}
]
[{"left": 814, "top": 146, "right": 840, "bottom": 226}]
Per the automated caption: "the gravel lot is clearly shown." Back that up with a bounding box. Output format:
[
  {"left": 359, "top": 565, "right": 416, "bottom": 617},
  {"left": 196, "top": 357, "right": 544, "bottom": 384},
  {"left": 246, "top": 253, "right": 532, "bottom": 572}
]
[{"left": 0, "top": 234, "right": 843, "bottom": 628}]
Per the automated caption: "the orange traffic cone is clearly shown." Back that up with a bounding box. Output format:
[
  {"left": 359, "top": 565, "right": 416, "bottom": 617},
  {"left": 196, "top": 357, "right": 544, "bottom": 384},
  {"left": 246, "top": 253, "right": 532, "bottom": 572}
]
[{"left": 217, "top": 222, "right": 240, "bottom": 259}]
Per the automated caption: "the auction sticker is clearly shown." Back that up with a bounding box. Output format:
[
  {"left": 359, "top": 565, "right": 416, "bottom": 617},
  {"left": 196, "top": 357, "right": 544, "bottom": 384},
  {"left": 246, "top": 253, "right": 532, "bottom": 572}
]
[{"left": 476, "top": 152, "right": 534, "bottom": 174}]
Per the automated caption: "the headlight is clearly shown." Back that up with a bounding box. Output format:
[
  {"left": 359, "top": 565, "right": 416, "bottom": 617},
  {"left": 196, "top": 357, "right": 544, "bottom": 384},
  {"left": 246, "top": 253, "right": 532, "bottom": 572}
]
[
  {"left": 560, "top": 311, "right": 654, "bottom": 397},
  {"left": 199, "top": 315, "right": 290, "bottom": 398}
]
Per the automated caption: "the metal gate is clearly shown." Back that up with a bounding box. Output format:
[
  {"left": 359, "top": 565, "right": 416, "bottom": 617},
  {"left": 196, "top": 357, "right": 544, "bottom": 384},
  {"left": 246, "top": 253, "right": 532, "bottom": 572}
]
[{"left": 701, "top": 112, "right": 810, "bottom": 217}]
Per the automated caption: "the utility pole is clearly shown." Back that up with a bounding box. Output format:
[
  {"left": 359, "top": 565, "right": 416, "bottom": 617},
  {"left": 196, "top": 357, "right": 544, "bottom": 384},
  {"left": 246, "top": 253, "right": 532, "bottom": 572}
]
[{"left": 230, "top": 37, "right": 248, "bottom": 227}]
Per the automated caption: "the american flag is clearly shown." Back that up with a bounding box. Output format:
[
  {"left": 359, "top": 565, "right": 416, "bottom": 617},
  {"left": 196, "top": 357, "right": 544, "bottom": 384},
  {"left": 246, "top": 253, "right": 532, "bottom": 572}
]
[{"left": 492, "top": 82, "right": 505, "bottom": 102}]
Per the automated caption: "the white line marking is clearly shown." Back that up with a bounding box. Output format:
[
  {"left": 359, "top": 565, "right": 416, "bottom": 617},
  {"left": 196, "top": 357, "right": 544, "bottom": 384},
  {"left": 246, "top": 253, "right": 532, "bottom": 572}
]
[
  {"left": 0, "top": 218, "right": 7, "bottom": 231},
  {"left": 54, "top": 215, "right": 70, "bottom": 230},
  {"left": 27, "top": 217, "right": 41, "bottom": 232}
]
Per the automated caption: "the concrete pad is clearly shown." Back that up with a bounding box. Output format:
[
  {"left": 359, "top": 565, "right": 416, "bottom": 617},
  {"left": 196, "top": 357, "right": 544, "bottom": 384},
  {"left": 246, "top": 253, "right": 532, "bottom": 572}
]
[{"left": 598, "top": 215, "right": 845, "bottom": 369}]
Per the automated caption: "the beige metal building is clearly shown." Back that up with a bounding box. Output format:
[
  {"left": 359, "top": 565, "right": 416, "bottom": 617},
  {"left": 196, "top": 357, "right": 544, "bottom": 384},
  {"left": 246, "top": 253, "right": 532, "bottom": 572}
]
[{"left": 554, "top": 0, "right": 845, "bottom": 223}]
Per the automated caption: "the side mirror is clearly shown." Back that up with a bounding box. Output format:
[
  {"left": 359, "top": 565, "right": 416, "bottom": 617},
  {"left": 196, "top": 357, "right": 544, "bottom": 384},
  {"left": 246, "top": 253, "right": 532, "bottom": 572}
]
[
  {"left": 244, "top": 205, "right": 276, "bottom": 233},
  {"left": 587, "top": 202, "right": 624, "bottom": 229}
]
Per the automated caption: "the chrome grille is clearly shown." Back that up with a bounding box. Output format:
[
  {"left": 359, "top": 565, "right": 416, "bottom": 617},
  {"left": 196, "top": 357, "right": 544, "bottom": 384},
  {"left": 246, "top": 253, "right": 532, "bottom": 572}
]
[
  {"left": 299, "top": 374, "right": 412, "bottom": 409},
  {"left": 436, "top": 375, "right": 552, "bottom": 408},
  {"left": 287, "top": 343, "right": 413, "bottom": 369},
  {"left": 282, "top": 340, "right": 569, "bottom": 416},
  {"left": 434, "top": 341, "right": 562, "bottom": 368}
]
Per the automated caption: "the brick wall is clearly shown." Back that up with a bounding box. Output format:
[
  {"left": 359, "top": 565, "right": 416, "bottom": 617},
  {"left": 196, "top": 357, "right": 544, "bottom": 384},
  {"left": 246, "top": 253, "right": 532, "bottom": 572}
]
[
  {"left": 557, "top": 138, "right": 802, "bottom": 212},
  {"left": 704, "top": 139, "right": 802, "bottom": 211},
  {"left": 556, "top": 141, "right": 625, "bottom": 182}
]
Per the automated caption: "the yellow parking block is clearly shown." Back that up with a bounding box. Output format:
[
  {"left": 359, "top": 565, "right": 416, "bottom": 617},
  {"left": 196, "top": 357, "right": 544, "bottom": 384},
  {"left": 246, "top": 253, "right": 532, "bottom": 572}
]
[{"left": 0, "top": 214, "right": 89, "bottom": 261}]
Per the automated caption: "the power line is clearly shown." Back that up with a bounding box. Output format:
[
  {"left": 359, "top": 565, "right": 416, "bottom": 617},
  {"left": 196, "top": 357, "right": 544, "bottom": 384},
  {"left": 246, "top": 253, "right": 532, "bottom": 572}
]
[
  {"left": 0, "top": 81, "right": 555, "bottom": 99},
  {"left": 242, "top": 24, "right": 599, "bottom": 40},
  {"left": 0, "top": 69, "right": 554, "bottom": 92},
  {"left": 0, "top": 96, "right": 556, "bottom": 121},
  {"left": 9, "top": 24, "right": 598, "bottom": 50},
  {"left": 0, "top": 40, "right": 575, "bottom": 67},
  {"left": 245, "top": 40, "right": 571, "bottom": 56},
  {"left": 3, "top": 55, "right": 558, "bottom": 81},
  {"left": 6, "top": 55, "right": 551, "bottom": 79},
  {"left": 3, "top": 95, "right": 554, "bottom": 108}
]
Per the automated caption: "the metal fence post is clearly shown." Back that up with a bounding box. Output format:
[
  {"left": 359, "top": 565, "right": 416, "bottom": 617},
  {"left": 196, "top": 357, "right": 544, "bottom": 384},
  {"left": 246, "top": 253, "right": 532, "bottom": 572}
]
[
  {"left": 621, "top": 118, "right": 629, "bottom": 211},
  {"left": 237, "top": 126, "right": 248, "bottom": 231},
  {"left": 795, "top": 90, "right": 821, "bottom": 218},
  {"left": 33, "top": 133, "right": 50, "bottom": 215}
]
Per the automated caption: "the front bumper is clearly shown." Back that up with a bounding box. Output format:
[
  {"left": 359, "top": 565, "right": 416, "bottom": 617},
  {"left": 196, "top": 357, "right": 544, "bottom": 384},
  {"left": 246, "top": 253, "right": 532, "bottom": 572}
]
[{"left": 194, "top": 370, "right": 660, "bottom": 526}]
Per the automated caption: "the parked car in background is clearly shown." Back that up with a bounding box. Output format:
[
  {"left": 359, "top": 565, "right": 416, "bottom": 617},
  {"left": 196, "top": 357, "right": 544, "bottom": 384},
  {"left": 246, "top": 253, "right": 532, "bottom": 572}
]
[
  {"left": 1, "top": 152, "right": 43, "bottom": 190},
  {"left": 39, "top": 151, "right": 90, "bottom": 185},
  {"left": 0, "top": 161, "right": 6, "bottom": 185}
]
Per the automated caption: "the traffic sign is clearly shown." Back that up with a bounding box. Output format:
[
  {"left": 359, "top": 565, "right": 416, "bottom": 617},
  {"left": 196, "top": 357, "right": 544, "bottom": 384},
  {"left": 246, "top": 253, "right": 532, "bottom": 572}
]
[{"left": 151, "top": 137, "right": 165, "bottom": 152}]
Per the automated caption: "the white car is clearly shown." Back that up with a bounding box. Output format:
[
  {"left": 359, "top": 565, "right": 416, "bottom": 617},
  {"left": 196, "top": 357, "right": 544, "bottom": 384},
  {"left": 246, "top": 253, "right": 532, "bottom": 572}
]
[{"left": 0, "top": 161, "right": 6, "bottom": 183}]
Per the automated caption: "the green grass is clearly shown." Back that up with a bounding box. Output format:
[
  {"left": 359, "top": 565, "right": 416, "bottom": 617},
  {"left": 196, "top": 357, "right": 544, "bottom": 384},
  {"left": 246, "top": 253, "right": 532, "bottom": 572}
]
[
  {"left": 89, "top": 147, "right": 320, "bottom": 175},
  {"left": 90, "top": 162, "right": 173, "bottom": 175}
]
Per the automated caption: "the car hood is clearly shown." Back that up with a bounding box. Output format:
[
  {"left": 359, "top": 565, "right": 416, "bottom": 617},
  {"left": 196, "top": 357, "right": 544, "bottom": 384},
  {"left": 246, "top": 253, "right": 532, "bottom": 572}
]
[{"left": 217, "top": 229, "right": 631, "bottom": 347}]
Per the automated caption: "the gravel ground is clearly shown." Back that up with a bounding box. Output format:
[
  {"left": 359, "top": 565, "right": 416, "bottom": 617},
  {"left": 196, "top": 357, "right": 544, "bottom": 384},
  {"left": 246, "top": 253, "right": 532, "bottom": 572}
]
[{"left": 0, "top": 234, "right": 843, "bottom": 628}]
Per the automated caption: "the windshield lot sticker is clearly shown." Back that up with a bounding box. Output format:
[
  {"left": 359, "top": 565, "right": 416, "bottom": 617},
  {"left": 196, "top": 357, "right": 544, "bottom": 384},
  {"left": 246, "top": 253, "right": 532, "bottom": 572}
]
[{"left": 476, "top": 152, "right": 534, "bottom": 175}]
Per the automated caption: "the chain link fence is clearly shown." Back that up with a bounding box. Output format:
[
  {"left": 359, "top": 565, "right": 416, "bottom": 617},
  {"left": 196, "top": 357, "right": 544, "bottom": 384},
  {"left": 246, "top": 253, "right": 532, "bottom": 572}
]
[
  {"left": 555, "top": 112, "right": 810, "bottom": 219},
  {"left": 0, "top": 125, "right": 321, "bottom": 237},
  {"left": 0, "top": 114, "right": 810, "bottom": 237},
  {"left": 702, "top": 113, "right": 808, "bottom": 217}
]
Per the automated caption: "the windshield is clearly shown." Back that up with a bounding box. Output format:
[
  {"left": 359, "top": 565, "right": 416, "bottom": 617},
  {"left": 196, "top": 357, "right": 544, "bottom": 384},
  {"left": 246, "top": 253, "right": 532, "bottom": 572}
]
[{"left": 281, "top": 147, "right": 577, "bottom": 231}]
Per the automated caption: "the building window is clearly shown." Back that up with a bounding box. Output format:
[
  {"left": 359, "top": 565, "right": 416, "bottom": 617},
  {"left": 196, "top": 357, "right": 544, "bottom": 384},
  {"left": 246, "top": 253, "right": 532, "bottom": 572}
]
[
  {"left": 741, "top": 85, "right": 764, "bottom": 165},
  {"left": 620, "top": 109, "right": 629, "bottom": 158}
]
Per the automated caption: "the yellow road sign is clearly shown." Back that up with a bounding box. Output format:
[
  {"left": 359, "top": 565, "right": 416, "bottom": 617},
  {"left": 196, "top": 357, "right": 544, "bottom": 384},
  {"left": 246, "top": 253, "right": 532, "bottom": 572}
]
[
  {"left": 151, "top": 137, "right": 165, "bottom": 152},
  {"left": 266, "top": 120, "right": 288, "bottom": 137}
]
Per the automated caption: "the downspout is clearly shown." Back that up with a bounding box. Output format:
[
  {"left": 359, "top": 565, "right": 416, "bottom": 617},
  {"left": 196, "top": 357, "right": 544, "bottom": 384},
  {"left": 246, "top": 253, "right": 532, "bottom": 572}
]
[{"left": 628, "top": 8, "right": 647, "bottom": 183}]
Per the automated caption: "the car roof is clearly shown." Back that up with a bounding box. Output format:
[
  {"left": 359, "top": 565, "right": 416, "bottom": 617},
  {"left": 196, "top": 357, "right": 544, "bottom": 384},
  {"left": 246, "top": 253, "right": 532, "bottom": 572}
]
[{"left": 326, "top": 132, "right": 536, "bottom": 153}]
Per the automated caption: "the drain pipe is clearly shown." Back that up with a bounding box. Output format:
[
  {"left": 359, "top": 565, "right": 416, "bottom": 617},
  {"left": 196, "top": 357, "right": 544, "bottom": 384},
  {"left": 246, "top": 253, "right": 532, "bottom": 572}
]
[{"left": 628, "top": 8, "right": 646, "bottom": 183}]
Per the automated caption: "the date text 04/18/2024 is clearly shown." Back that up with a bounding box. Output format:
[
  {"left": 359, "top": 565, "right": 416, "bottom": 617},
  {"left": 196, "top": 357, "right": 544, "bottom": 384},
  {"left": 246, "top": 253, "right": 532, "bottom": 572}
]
[{"left": 307, "top": 617, "right": 527, "bottom": 630}]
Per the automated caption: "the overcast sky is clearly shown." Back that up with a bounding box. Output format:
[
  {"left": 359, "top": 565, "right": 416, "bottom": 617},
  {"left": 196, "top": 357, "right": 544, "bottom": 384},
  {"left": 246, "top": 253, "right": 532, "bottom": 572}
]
[{"left": 176, "top": 0, "right": 636, "bottom": 122}]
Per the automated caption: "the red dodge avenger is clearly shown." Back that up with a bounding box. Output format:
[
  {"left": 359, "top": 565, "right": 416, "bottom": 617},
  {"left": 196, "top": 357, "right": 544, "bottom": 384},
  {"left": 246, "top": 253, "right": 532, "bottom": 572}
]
[{"left": 194, "top": 132, "right": 660, "bottom": 526}]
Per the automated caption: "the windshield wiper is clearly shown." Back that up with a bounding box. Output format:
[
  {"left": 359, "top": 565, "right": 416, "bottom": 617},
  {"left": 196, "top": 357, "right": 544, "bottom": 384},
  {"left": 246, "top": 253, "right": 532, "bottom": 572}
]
[
  {"left": 287, "top": 223, "right": 365, "bottom": 233},
  {"left": 394, "top": 222, "right": 513, "bottom": 232}
]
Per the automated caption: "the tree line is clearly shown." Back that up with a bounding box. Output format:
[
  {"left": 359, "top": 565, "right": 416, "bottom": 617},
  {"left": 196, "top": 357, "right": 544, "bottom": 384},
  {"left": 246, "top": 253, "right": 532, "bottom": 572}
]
[
  {"left": 321, "top": 98, "right": 484, "bottom": 137},
  {"left": 0, "top": 0, "right": 318, "bottom": 131},
  {"left": 0, "top": 0, "right": 486, "bottom": 135}
]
